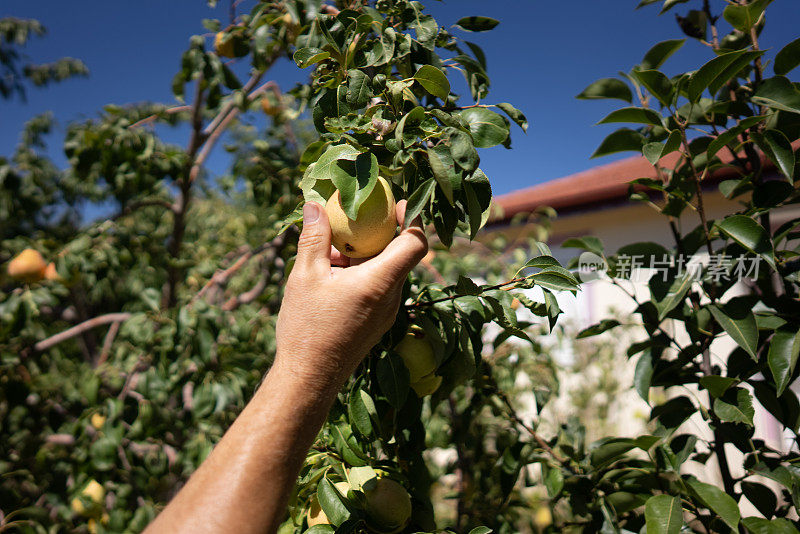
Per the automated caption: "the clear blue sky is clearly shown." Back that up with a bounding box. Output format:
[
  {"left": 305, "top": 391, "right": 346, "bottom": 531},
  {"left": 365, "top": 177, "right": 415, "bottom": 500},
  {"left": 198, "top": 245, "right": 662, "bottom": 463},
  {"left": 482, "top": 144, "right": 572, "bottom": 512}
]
[{"left": 2, "top": 1, "right": 798, "bottom": 197}]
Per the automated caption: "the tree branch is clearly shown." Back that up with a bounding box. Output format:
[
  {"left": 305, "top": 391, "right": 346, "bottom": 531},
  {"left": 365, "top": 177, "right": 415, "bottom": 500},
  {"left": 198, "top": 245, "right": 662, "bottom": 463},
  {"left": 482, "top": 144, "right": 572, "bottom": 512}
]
[
  {"left": 96, "top": 319, "right": 122, "bottom": 367},
  {"left": 35, "top": 313, "right": 132, "bottom": 353}
]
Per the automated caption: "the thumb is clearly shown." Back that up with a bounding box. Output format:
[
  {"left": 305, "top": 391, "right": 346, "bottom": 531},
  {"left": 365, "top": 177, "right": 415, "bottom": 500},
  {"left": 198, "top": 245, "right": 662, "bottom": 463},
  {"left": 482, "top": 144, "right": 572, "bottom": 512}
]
[{"left": 295, "top": 202, "right": 331, "bottom": 276}]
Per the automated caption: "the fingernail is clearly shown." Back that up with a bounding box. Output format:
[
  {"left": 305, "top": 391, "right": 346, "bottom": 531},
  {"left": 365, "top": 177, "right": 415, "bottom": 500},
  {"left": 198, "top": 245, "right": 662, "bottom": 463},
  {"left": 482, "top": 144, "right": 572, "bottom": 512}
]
[{"left": 303, "top": 202, "right": 320, "bottom": 224}]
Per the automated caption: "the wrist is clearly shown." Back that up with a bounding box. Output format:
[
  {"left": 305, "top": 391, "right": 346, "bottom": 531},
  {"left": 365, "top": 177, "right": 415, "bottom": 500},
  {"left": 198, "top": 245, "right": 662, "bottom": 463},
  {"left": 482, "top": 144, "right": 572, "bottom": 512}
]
[{"left": 269, "top": 348, "right": 351, "bottom": 399}]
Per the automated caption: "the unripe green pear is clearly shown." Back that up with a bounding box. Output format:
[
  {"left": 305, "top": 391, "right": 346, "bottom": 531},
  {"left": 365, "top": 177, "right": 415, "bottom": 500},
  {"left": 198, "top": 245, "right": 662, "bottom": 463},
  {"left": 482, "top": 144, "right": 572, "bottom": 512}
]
[
  {"left": 395, "top": 329, "right": 436, "bottom": 383},
  {"left": 325, "top": 176, "right": 397, "bottom": 259},
  {"left": 364, "top": 477, "right": 412, "bottom": 533},
  {"left": 411, "top": 371, "right": 442, "bottom": 397}
]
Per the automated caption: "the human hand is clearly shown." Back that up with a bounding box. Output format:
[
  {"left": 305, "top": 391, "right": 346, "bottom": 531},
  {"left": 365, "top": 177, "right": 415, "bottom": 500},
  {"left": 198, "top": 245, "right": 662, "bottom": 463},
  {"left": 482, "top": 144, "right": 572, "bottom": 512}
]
[{"left": 273, "top": 200, "right": 428, "bottom": 390}]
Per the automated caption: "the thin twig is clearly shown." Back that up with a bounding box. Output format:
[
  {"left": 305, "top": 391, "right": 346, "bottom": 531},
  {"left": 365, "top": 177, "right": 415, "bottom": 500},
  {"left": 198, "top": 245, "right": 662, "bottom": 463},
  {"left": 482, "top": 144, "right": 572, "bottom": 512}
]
[
  {"left": 35, "top": 313, "right": 132, "bottom": 352},
  {"left": 190, "top": 242, "right": 273, "bottom": 306},
  {"left": 127, "top": 105, "right": 191, "bottom": 129},
  {"left": 96, "top": 320, "right": 122, "bottom": 367},
  {"left": 409, "top": 277, "right": 528, "bottom": 308}
]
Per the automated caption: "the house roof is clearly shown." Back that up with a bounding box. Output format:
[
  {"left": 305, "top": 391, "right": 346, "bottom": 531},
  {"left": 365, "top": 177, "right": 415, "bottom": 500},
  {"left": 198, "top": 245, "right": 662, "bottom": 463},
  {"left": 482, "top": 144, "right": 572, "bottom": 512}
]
[{"left": 491, "top": 147, "right": 781, "bottom": 224}]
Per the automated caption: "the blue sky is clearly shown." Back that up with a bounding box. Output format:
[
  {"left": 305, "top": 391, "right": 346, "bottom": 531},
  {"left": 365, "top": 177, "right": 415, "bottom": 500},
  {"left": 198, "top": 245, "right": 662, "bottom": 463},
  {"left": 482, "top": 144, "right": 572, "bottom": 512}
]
[{"left": 2, "top": 1, "right": 798, "bottom": 198}]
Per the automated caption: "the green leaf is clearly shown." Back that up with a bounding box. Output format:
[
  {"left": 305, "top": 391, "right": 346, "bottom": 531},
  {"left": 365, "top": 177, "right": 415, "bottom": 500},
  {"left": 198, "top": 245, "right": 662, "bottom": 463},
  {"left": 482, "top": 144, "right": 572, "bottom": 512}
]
[
  {"left": 723, "top": 0, "right": 772, "bottom": 32},
  {"left": 395, "top": 105, "right": 425, "bottom": 148},
  {"left": 687, "top": 477, "right": 741, "bottom": 530},
  {"left": 634, "top": 69, "right": 673, "bottom": 107},
  {"left": 645, "top": 494, "right": 682, "bottom": 534},
  {"left": 638, "top": 39, "right": 686, "bottom": 71},
  {"left": 659, "top": 0, "right": 690, "bottom": 14},
  {"left": 769, "top": 327, "right": 800, "bottom": 396},
  {"left": 310, "top": 144, "right": 361, "bottom": 182},
  {"left": 709, "top": 303, "right": 759, "bottom": 360},
  {"left": 716, "top": 215, "right": 776, "bottom": 270},
  {"left": 293, "top": 47, "right": 331, "bottom": 68},
  {"left": 607, "top": 492, "right": 648, "bottom": 515},
  {"left": 448, "top": 128, "right": 479, "bottom": 171},
  {"left": 464, "top": 183, "right": 483, "bottom": 240},
  {"left": 520, "top": 255, "right": 562, "bottom": 271},
  {"left": 413, "top": 65, "right": 450, "bottom": 100},
  {"left": 468, "top": 528, "right": 493, "bottom": 534},
  {"left": 742, "top": 517, "right": 800, "bottom": 534},
  {"left": 752, "top": 76, "right": 800, "bottom": 115},
  {"left": 643, "top": 129, "right": 681, "bottom": 165},
  {"left": 591, "top": 128, "right": 645, "bottom": 158},
  {"left": 576, "top": 78, "right": 633, "bottom": 103},
  {"left": 377, "top": 352, "right": 409, "bottom": 409},
  {"left": 751, "top": 129, "right": 795, "bottom": 182},
  {"left": 577, "top": 319, "right": 621, "bottom": 339},
  {"left": 562, "top": 236, "right": 604, "bottom": 256},
  {"left": 635, "top": 351, "right": 654, "bottom": 403},
  {"left": 597, "top": 107, "right": 663, "bottom": 126},
  {"left": 459, "top": 108, "right": 509, "bottom": 148},
  {"left": 774, "top": 37, "right": 800, "bottom": 76},
  {"left": 332, "top": 152, "right": 379, "bottom": 220},
  {"left": 699, "top": 375, "right": 738, "bottom": 398},
  {"left": 590, "top": 438, "right": 636, "bottom": 468},
  {"left": 531, "top": 268, "right": 579, "bottom": 293},
  {"left": 655, "top": 270, "right": 694, "bottom": 321},
  {"left": 713, "top": 387, "right": 755, "bottom": 425},
  {"left": 707, "top": 115, "right": 768, "bottom": 160},
  {"left": 346, "top": 70, "right": 373, "bottom": 108},
  {"left": 347, "top": 387, "right": 377, "bottom": 437},
  {"left": 317, "top": 478, "right": 351, "bottom": 526},
  {"left": 496, "top": 103, "right": 528, "bottom": 132},
  {"left": 454, "top": 16, "right": 499, "bottom": 32},
  {"left": 403, "top": 178, "right": 435, "bottom": 228},
  {"left": 427, "top": 145, "right": 458, "bottom": 204},
  {"left": 688, "top": 50, "right": 764, "bottom": 102}
]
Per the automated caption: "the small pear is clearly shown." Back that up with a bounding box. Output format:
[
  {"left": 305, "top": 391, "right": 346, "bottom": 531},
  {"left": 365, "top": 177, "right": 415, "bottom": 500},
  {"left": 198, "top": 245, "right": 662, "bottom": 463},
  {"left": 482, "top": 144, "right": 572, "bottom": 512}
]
[
  {"left": 364, "top": 477, "right": 412, "bottom": 533},
  {"left": 395, "top": 329, "right": 436, "bottom": 383},
  {"left": 71, "top": 480, "right": 104, "bottom": 517},
  {"left": 411, "top": 372, "right": 442, "bottom": 397},
  {"left": 214, "top": 32, "right": 235, "bottom": 58},
  {"left": 7, "top": 249, "right": 47, "bottom": 283}
]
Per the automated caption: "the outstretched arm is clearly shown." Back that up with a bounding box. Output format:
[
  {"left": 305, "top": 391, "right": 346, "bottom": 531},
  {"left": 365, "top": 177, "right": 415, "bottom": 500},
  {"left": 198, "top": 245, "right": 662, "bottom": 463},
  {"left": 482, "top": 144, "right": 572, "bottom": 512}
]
[{"left": 145, "top": 200, "right": 427, "bottom": 534}]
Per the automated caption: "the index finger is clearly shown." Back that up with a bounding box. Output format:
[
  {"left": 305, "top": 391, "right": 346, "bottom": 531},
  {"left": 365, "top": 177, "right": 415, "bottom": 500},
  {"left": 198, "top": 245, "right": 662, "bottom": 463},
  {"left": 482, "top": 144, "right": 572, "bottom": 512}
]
[{"left": 369, "top": 200, "right": 428, "bottom": 283}]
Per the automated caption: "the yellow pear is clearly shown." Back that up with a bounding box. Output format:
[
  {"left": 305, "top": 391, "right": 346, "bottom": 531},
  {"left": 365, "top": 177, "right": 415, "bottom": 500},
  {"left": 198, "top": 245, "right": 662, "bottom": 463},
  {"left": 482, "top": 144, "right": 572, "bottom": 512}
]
[
  {"left": 7, "top": 248, "right": 47, "bottom": 283},
  {"left": 261, "top": 95, "right": 281, "bottom": 117},
  {"left": 395, "top": 329, "right": 436, "bottom": 383},
  {"left": 411, "top": 372, "right": 442, "bottom": 397},
  {"left": 71, "top": 480, "right": 104, "bottom": 516},
  {"left": 325, "top": 176, "right": 397, "bottom": 259},
  {"left": 44, "top": 262, "right": 63, "bottom": 282},
  {"left": 306, "top": 481, "right": 350, "bottom": 527},
  {"left": 90, "top": 413, "right": 106, "bottom": 429},
  {"left": 214, "top": 32, "right": 235, "bottom": 58},
  {"left": 364, "top": 477, "right": 412, "bottom": 533},
  {"left": 534, "top": 506, "right": 553, "bottom": 529}
]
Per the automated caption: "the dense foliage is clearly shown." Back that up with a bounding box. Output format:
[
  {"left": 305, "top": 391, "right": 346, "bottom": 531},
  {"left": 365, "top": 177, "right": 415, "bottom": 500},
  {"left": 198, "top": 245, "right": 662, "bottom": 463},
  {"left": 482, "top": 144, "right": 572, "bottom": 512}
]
[
  {"left": 2, "top": 1, "right": 799, "bottom": 533},
  {"left": 565, "top": 0, "right": 800, "bottom": 532}
]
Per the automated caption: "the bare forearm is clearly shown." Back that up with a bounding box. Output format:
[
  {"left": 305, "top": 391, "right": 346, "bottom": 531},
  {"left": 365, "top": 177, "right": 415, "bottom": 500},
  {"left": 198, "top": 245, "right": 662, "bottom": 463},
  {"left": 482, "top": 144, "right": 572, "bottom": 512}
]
[{"left": 145, "top": 355, "right": 344, "bottom": 534}]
